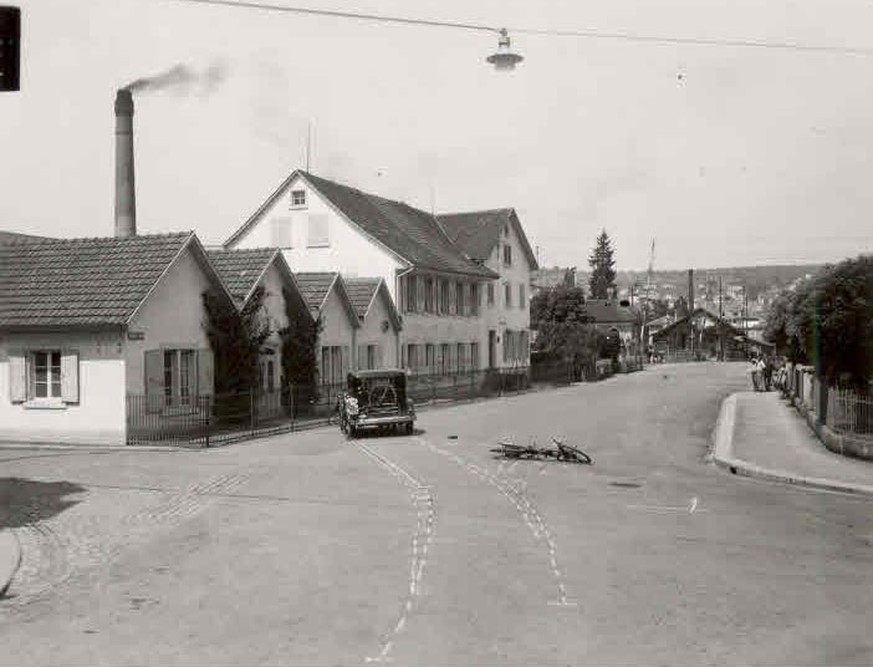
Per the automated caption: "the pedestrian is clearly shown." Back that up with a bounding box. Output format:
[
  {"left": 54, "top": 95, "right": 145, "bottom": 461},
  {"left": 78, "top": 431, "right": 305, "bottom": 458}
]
[
  {"left": 763, "top": 356, "right": 774, "bottom": 391},
  {"left": 749, "top": 356, "right": 760, "bottom": 391}
]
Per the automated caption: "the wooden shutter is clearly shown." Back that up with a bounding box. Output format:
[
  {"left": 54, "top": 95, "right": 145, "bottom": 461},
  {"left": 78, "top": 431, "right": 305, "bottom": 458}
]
[
  {"left": 8, "top": 352, "right": 26, "bottom": 403},
  {"left": 375, "top": 345, "right": 383, "bottom": 369},
  {"left": 416, "top": 276, "right": 425, "bottom": 313},
  {"left": 60, "top": 351, "right": 80, "bottom": 403},
  {"left": 144, "top": 349, "right": 163, "bottom": 411},
  {"left": 448, "top": 282, "right": 456, "bottom": 315},
  {"left": 197, "top": 348, "right": 214, "bottom": 396},
  {"left": 357, "top": 345, "right": 366, "bottom": 370}
]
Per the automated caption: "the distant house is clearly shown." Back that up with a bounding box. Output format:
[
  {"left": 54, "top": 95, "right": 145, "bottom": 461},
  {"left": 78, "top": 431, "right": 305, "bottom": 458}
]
[
  {"left": 344, "top": 277, "right": 402, "bottom": 370},
  {"left": 223, "top": 170, "right": 499, "bottom": 376},
  {"left": 583, "top": 299, "right": 643, "bottom": 358},
  {"left": 652, "top": 307, "right": 768, "bottom": 360},
  {"left": 0, "top": 232, "right": 233, "bottom": 445},
  {"left": 437, "top": 208, "right": 539, "bottom": 370},
  {"left": 295, "top": 272, "right": 360, "bottom": 385},
  {"left": 207, "top": 247, "right": 311, "bottom": 395}
]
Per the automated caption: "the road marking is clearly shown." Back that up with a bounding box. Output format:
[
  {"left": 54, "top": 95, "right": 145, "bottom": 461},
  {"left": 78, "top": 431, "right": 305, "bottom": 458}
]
[
  {"left": 415, "top": 436, "right": 576, "bottom": 608},
  {"left": 357, "top": 442, "right": 434, "bottom": 664},
  {"left": 627, "top": 496, "right": 707, "bottom": 514}
]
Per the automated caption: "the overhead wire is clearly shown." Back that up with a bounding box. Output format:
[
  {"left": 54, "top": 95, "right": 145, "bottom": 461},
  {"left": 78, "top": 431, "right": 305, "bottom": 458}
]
[{"left": 173, "top": 0, "right": 873, "bottom": 57}]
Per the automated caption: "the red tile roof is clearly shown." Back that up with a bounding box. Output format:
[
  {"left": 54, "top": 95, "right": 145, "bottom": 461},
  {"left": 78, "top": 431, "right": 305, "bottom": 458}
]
[{"left": 0, "top": 232, "right": 194, "bottom": 328}]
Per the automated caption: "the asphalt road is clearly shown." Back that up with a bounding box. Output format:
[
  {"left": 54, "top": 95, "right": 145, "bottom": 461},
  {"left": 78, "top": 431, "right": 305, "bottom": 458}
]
[{"left": 2, "top": 362, "right": 872, "bottom": 666}]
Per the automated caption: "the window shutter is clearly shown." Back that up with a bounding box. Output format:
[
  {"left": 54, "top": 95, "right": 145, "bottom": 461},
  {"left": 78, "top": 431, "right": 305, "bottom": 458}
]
[
  {"left": 197, "top": 348, "right": 214, "bottom": 396},
  {"left": 448, "top": 282, "right": 456, "bottom": 315},
  {"left": 144, "top": 349, "right": 163, "bottom": 411},
  {"left": 271, "top": 216, "right": 292, "bottom": 248},
  {"left": 357, "top": 345, "right": 365, "bottom": 370},
  {"left": 416, "top": 276, "right": 425, "bottom": 313},
  {"left": 8, "top": 353, "right": 26, "bottom": 403},
  {"left": 342, "top": 346, "right": 350, "bottom": 376},
  {"left": 60, "top": 351, "right": 80, "bottom": 403},
  {"left": 375, "top": 345, "right": 383, "bottom": 369},
  {"left": 307, "top": 213, "right": 330, "bottom": 247}
]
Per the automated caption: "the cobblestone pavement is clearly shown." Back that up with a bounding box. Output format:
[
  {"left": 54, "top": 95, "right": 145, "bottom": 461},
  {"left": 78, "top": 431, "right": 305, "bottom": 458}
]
[{"left": 2, "top": 363, "right": 873, "bottom": 666}]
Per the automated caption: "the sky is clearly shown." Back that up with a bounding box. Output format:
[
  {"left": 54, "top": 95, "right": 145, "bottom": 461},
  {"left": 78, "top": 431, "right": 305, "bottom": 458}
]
[{"left": 2, "top": 0, "right": 873, "bottom": 270}]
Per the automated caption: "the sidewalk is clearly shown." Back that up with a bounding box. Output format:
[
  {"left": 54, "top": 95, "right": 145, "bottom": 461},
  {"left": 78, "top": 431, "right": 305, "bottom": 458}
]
[{"left": 713, "top": 391, "right": 873, "bottom": 496}]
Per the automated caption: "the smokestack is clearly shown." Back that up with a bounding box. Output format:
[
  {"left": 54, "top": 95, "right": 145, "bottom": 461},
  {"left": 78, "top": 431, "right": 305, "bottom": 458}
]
[
  {"left": 688, "top": 269, "right": 695, "bottom": 312},
  {"left": 114, "top": 89, "right": 136, "bottom": 237}
]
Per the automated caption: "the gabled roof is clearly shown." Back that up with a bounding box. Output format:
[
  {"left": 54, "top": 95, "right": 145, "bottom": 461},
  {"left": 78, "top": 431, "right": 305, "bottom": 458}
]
[
  {"left": 0, "top": 232, "right": 233, "bottom": 329},
  {"left": 224, "top": 170, "right": 498, "bottom": 279},
  {"left": 584, "top": 299, "right": 641, "bottom": 325},
  {"left": 207, "top": 247, "right": 311, "bottom": 318},
  {"left": 295, "top": 271, "right": 360, "bottom": 328},
  {"left": 344, "top": 276, "right": 402, "bottom": 331},
  {"left": 437, "top": 208, "right": 538, "bottom": 270},
  {"left": 652, "top": 307, "right": 743, "bottom": 339}
]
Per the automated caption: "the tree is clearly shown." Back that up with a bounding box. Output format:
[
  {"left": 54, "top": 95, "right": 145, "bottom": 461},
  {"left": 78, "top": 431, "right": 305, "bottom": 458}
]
[
  {"left": 530, "top": 285, "right": 603, "bottom": 380},
  {"left": 588, "top": 229, "right": 617, "bottom": 299},
  {"left": 763, "top": 255, "right": 873, "bottom": 390},
  {"left": 279, "top": 289, "right": 322, "bottom": 415}
]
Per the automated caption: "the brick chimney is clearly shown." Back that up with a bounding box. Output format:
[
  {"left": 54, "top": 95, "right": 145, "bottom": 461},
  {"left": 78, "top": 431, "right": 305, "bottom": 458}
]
[
  {"left": 688, "top": 268, "right": 695, "bottom": 312},
  {"left": 114, "top": 89, "right": 136, "bottom": 237}
]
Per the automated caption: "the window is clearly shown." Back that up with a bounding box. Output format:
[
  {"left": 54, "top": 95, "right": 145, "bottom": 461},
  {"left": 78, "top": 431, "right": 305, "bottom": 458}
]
[
  {"left": 424, "top": 277, "right": 435, "bottom": 313},
  {"left": 33, "top": 351, "right": 61, "bottom": 399},
  {"left": 307, "top": 213, "right": 329, "bottom": 247},
  {"left": 425, "top": 344, "right": 436, "bottom": 373},
  {"left": 504, "top": 282, "right": 512, "bottom": 308},
  {"left": 440, "top": 343, "right": 451, "bottom": 374},
  {"left": 163, "top": 349, "right": 196, "bottom": 406},
  {"left": 403, "top": 275, "right": 416, "bottom": 313},
  {"left": 270, "top": 216, "right": 292, "bottom": 247},
  {"left": 471, "top": 342, "right": 480, "bottom": 370},
  {"left": 266, "top": 359, "right": 275, "bottom": 393},
  {"left": 503, "top": 244, "right": 512, "bottom": 267},
  {"left": 470, "top": 283, "right": 480, "bottom": 316},
  {"left": 406, "top": 344, "right": 420, "bottom": 373},
  {"left": 416, "top": 276, "right": 426, "bottom": 314},
  {"left": 487, "top": 283, "right": 495, "bottom": 307},
  {"left": 320, "top": 345, "right": 347, "bottom": 384},
  {"left": 455, "top": 282, "right": 464, "bottom": 316},
  {"left": 457, "top": 343, "right": 467, "bottom": 372},
  {"left": 290, "top": 189, "right": 307, "bottom": 208},
  {"left": 520, "top": 331, "right": 530, "bottom": 362},
  {"left": 439, "top": 280, "right": 450, "bottom": 314},
  {"left": 504, "top": 330, "right": 517, "bottom": 363},
  {"left": 519, "top": 283, "right": 526, "bottom": 309},
  {"left": 356, "top": 344, "right": 381, "bottom": 370},
  {"left": 9, "top": 350, "right": 80, "bottom": 406}
]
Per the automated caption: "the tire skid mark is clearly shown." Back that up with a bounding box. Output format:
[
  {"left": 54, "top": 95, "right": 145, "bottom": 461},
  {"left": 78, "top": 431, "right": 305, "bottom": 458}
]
[
  {"left": 416, "top": 437, "right": 576, "bottom": 608},
  {"left": 356, "top": 442, "right": 435, "bottom": 664},
  {"left": 124, "top": 472, "right": 248, "bottom": 526}
]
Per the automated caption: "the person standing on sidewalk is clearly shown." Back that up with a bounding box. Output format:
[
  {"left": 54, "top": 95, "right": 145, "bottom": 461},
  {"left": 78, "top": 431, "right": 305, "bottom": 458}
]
[{"left": 749, "top": 356, "right": 760, "bottom": 391}]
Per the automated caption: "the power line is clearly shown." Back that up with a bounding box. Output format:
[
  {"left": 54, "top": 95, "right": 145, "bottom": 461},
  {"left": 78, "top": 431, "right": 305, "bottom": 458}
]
[
  {"left": 173, "top": 0, "right": 497, "bottom": 33},
  {"left": 174, "top": 0, "right": 873, "bottom": 57}
]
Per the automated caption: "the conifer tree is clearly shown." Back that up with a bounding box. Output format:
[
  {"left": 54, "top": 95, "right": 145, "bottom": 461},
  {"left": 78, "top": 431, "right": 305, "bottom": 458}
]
[{"left": 588, "top": 229, "right": 617, "bottom": 299}]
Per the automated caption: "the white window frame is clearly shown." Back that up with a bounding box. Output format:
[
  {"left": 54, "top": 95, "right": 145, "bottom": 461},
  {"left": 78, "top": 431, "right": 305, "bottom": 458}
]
[{"left": 290, "top": 189, "right": 307, "bottom": 209}]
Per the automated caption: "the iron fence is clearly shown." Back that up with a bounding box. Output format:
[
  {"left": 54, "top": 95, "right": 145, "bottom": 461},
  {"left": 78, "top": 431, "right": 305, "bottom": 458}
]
[
  {"left": 126, "top": 361, "right": 619, "bottom": 446},
  {"left": 828, "top": 387, "right": 873, "bottom": 436}
]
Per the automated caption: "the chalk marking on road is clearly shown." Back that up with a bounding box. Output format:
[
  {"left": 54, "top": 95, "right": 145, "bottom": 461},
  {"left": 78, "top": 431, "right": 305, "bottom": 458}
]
[
  {"left": 626, "top": 497, "right": 708, "bottom": 514},
  {"left": 414, "top": 436, "right": 576, "bottom": 609},
  {"left": 689, "top": 496, "right": 698, "bottom": 514},
  {"left": 356, "top": 441, "right": 434, "bottom": 664}
]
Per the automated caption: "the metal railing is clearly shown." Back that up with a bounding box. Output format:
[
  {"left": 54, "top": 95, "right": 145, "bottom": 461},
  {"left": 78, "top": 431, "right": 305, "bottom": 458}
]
[
  {"left": 125, "top": 360, "right": 633, "bottom": 446},
  {"left": 781, "top": 364, "right": 873, "bottom": 438}
]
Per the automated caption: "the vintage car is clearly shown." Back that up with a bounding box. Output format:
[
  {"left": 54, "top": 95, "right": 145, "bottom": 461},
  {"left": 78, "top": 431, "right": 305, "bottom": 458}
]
[{"left": 339, "top": 369, "right": 415, "bottom": 437}]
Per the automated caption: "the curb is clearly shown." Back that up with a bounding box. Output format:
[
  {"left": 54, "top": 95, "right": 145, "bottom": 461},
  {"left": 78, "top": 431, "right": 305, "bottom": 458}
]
[
  {"left": 0, "top": 529, "right": 22, "bottom": 598},
  {"left": 711, "top": 392, "right": 873, "bottom": 498}
]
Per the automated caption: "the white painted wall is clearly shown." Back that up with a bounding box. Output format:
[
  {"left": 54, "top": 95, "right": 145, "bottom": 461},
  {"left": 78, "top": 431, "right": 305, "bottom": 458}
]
[
  {"left": 231, "top": 174, "right": 406, "bottom": 301},
  {"left": 481, "top": 216, "right": 535, "bottom": 368},
  {"left": 0, "top": 332, "right": 127, "bottom": 446},
  {"left": 355, "top": 289, "right": 400, "bottom": 369},
  {"left": 318, "top": 287, "right": 356, "bottom": 350},
  {"left": 125, "top": 244, "right": 216, "bottom": 395}
]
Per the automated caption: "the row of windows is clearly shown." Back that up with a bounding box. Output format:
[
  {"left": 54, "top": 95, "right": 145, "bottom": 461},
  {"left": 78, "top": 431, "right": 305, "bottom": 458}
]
[
  {"left": 270, "top": 213, "right": 330, "bottom": 249},
  {"left": 502, "top": 330, "right": 531, "bottom": 364},
  {"left": 402, "top": 275, "right": 527, "bottom": 314},
  {"left": 402, "top": 342, "right": 481, "bottom": 374},
  {"left": 319, "top": 344, "right": 384, "bottom": 384}
]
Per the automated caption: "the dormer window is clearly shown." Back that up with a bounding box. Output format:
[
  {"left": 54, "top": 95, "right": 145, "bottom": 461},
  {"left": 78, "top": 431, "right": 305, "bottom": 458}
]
[{"left": 290, "top": 189, "right": 307, "bottom": 209}]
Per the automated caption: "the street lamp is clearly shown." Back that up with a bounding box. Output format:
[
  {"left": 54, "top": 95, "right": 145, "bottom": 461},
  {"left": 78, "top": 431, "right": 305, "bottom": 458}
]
[{"left": 487, "top": 28, "right": 523, "bottom": 71}]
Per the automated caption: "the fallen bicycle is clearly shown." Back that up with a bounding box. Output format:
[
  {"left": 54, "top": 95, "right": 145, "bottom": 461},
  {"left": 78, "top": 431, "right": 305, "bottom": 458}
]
[{"left": 490, "top": 437, "right": 593, "bottom": 464}]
